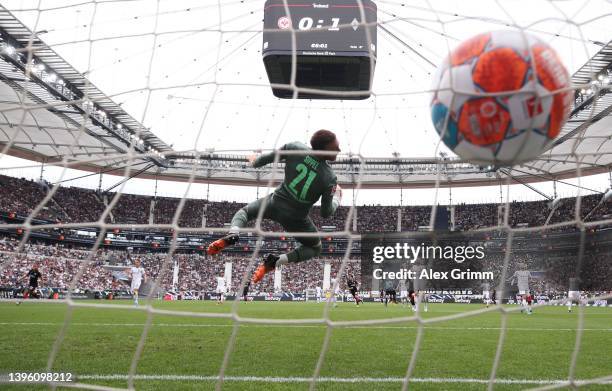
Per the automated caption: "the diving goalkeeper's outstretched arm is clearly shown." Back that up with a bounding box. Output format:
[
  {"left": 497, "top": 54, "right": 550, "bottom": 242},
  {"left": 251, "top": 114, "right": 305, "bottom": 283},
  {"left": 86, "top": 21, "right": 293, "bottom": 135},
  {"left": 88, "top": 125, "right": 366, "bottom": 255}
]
[
  {"left": 249, "top": 151, "right": 274, "bottom": 168},
  {"left": 248, "top": 142, "right": 310, "bottom": 168}
]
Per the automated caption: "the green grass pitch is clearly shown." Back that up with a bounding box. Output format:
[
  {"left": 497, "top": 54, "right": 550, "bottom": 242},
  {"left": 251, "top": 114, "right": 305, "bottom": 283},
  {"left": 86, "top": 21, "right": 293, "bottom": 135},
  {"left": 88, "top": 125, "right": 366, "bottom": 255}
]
[{"left": 0, "top": 300, "right": 611, "bottom": 390}]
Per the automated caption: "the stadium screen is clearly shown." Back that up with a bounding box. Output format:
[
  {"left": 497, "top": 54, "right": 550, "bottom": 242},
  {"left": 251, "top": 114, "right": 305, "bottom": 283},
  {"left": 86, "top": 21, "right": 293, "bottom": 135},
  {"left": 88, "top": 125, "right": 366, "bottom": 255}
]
[{"left": 262, "top": 0, "right": 377, "bottom": 99}]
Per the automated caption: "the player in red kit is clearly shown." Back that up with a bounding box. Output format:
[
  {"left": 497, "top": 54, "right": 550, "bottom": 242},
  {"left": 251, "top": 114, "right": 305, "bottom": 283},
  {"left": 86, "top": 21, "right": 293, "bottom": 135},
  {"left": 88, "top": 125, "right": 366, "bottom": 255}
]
[
  {"left": 408, "top": 290, "right": 417, "bottom": 312},
  {"left": 525, "top": 292, "right": 533, "bottom": 315}
]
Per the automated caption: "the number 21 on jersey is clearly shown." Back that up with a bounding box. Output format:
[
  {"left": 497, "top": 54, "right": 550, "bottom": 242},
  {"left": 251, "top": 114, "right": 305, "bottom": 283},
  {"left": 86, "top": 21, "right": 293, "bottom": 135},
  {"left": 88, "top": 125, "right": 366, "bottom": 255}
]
[{"left": 288, "top": 163, "right": 317, "bottom": 201}]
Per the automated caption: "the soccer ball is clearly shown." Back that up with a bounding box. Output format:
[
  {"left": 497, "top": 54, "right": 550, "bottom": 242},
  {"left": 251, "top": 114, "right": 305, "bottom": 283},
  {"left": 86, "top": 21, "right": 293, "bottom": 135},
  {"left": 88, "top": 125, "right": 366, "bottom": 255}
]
[{"left": 430, "top": 30, "right": 572, "bottom": 166}]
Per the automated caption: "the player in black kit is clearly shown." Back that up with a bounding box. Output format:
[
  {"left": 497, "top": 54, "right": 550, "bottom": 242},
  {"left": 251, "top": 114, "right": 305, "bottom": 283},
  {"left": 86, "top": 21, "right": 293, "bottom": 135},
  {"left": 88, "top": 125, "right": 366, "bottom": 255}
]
[
  {"left": 242, "top": 280, "right": 251, "bottom": 302},
  {"left": 383, "top": 280, "right": 397, "bottom": 307},
  {"left": 26, "top": 264, "right": 42, "bottom": 299},
  {"left": 346, "top": 274, "right": 362, "bottom": 306}
]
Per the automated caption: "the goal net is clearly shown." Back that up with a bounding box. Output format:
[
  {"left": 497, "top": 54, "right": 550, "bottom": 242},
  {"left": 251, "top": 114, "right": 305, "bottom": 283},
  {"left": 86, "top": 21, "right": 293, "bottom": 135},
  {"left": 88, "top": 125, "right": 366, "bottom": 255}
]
[{"left": 0, "top": 0, "right": 610, "bottom": 390}]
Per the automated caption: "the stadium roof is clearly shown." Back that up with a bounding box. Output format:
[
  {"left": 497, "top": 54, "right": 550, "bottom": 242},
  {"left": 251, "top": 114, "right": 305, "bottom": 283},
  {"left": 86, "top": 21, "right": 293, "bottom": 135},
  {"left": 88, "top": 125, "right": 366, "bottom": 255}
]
[
  {"left": 0, "top": 3, "right": 610, "bottom": 189},
  {"left": 0, "top": 5, "right": 170, "bottom": 170}
]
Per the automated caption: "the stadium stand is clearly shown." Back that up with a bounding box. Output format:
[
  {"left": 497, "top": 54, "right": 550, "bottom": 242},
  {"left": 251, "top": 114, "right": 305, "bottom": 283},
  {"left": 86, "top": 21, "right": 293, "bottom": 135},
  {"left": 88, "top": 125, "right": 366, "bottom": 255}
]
[
  {"left": 0, "top": 175, "right": 609, "bottom": 295},
  {"left": 0, "top": 175, "right": 610, "bottom": 230}
]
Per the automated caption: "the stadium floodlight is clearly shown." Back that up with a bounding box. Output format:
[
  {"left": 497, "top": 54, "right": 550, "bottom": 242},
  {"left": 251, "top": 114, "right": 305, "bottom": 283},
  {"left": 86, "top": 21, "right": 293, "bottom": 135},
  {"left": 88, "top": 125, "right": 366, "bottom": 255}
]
[
  {"left": 47, "top": 73, "right": 56, "bottom": 82},
  {"left": 3, "top": 44, "right": 15, "bottom": 54}
]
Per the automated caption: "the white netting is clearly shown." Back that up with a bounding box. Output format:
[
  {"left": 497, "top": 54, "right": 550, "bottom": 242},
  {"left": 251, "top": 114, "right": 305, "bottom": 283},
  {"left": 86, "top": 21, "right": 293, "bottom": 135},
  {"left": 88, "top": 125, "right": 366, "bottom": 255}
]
[{"left": 0, "top": 0, "right": 611, "bottom": 390}]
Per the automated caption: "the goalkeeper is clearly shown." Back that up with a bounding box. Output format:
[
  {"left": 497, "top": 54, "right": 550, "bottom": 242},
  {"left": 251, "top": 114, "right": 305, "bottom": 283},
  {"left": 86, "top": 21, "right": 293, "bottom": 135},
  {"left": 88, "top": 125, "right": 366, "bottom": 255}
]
[{"left": 207, "top": 129, "right": 342, "bottom": 283}]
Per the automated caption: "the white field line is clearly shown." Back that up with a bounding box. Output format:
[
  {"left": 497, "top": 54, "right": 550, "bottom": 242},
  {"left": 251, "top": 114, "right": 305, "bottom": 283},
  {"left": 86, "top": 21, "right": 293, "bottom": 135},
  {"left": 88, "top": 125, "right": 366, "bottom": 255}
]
[
  {"left": 1, "top": 300, "right": 611, "bottom": 315},
  {"left": 2, "top": 374, "right": 607, "bottom": 385},
  {"left": 0, "top": 321, "right": 611, "bottom": 332}
]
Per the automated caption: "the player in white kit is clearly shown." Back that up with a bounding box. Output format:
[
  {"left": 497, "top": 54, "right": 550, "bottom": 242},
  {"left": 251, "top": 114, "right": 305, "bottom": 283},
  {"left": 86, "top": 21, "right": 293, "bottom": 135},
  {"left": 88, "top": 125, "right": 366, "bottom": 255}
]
[
  {"left": 482, "top": 282, "right": 491, "bottom": 308},
  {"left": 567, "top": 290, "right": 580, "bottom": 312},
  {"left": 421, "top": 291, "right": 429, "bottom": 312},
  {"left": 315, "top": 286, "right": 322, "bottom": 303},
  {"left": 128, "top": 258, "right": 146, "bottom": 306},
  {"left": 216, "top": 275, "right": 227, "bottom": 304},
  {"left": 330, "top": 277, "right": 340, "bottom": 307},
  {"left": 400, "top": 289, "right": 408, "bottom": 306}
]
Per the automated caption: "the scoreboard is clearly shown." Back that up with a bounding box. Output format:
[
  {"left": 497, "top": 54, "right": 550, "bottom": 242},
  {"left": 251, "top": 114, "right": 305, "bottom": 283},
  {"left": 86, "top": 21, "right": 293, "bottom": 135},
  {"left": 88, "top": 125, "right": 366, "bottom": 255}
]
[{"left": 262, "top": 0, "right": 377, "bottom": 99}]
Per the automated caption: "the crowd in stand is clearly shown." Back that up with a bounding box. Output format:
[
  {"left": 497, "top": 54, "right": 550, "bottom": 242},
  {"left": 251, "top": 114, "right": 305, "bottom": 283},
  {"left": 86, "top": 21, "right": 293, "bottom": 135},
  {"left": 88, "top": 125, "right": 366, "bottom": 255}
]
[
  {"left": 0, "top": 238, "right": 109, "bottom": 290},
  {"left": 0, "top": 237, "right": 362, "bottom": 293},
  {"left": 0, "top": 176, "right": 66, "bottom": 221},
  {"left": 453, "top": 194, "right": 611, "bottom": 231},
  {"left": 173, "top": 253, "right": 358, "bottom": 294},
  {"left": 1, "top": 233, "right": 609, "bottom": 296},
  {"left": 1, "top": 174, "right": 610, "bottom": 232},
  {"left": 0, "top": 174, "right": 610, "bottom": 295}
]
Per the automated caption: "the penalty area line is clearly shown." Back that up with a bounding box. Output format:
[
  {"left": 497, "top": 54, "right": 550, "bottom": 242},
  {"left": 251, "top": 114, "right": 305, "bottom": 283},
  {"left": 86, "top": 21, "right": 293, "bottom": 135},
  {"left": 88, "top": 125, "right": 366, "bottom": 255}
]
[{"left": 72, "top": 374, "right": 612, "bottom": 385}]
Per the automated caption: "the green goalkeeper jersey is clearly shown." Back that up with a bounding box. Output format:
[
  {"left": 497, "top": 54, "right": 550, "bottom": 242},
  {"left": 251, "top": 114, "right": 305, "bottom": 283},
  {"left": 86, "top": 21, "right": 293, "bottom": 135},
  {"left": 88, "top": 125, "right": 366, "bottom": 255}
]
[{"left": 252, "top": 142, "right": 339, "bottom": 218}]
